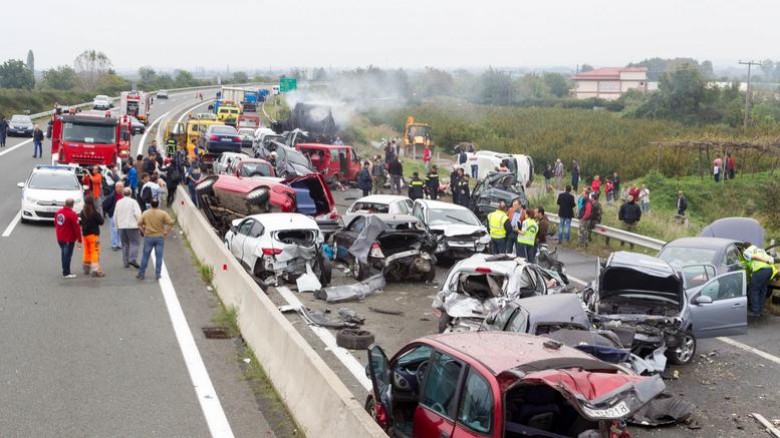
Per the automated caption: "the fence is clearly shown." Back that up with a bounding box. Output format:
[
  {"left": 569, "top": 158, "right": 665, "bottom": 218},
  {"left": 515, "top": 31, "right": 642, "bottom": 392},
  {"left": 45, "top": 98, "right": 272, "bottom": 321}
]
[{"left": 545, "top": 213, "right": 667, "bottom": 251}]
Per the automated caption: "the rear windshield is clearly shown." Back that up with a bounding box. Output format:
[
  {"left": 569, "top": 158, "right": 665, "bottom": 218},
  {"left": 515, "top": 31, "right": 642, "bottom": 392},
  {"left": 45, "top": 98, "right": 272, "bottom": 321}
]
[
  {"left": 240, "top": 162, "right": 273, "bottom": 177},
  {"left": 211, "top": 126, "right": 237, "bottom": 135},
  {"left": 350, "top": 202, "right": 389, "bottom": 213},
  {"left": 29, "top": 172, "right": 80, "bottom": 190},
  {"left": 658, "top": 247, "right": 717, "bottom": 266}
]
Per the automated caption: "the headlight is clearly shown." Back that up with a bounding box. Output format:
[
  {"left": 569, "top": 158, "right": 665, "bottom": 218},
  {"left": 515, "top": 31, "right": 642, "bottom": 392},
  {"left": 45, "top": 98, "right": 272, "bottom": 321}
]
[{"left": 24, "top": 194, "right": 37, "bottom": 203}]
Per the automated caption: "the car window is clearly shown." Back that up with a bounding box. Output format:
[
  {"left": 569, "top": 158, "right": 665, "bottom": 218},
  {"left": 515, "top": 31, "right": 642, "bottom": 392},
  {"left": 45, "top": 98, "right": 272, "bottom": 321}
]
[
  {"left": 351, "top": 149, "right": 358, "bottom": 162},
  {"left": 420, "top": 352, "right": 463, "bottom": 419},
  {"left": 396, "top": 201, "right": 410, "bottom": 214},
  {"left": 659, "top": 247, "right": 717, "bottom": 266},
  {"left": 396, "top": 345, "right": 433, "bottom": 368},
  {"left": 457, "top": 369, "right": 493, "bottom": 435},
  {"left": 238, "top": 219, "right": 254, "bottom": 235},
  {"left": 350, "top": 202, "right": 388, "bottom": 214},
  {"left": 250, "top": 221, "right": 264, "bottom": 237},
  {"left": 724, "top": 246, "right": 742, "bottom": 266},
  {"left": 412, "top": 204, "right": 425, "bottom": 222},
  {"left": 348, "top": 217, "right": 366, "bottom": 233},
  {"left": 330, "top": 149, "right": 340, "bottom": 161},
  {"left": 681, "top": 265, "right": 718, "bottom": 289},
  {"left": 507, "top": 308, "right": 529, "bottom": 333},
  {"left": 700, "top": 272, "right": 744, "bottom": 301}
]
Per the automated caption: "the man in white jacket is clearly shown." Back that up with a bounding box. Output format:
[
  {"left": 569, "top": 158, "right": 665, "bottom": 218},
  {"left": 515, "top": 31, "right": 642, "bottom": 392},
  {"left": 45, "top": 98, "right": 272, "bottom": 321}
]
[{"left": 114, "top": 187, "right": 143, "bottom": 268}]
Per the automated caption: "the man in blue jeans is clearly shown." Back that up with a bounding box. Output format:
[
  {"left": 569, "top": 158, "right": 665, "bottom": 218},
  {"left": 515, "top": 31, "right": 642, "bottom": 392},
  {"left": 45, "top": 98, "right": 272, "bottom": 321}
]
[
  {"left": 136, "top": 199, "right": 175, "bottom": 280},
  {"left": 556, "top": 185, "right": 576, "bottom": 243},
  {"left": 741, "top": 242, "right": 778, "bottom": 317},
  {"left": 32, "top": 125, "right": 44, "bottom": 158}
]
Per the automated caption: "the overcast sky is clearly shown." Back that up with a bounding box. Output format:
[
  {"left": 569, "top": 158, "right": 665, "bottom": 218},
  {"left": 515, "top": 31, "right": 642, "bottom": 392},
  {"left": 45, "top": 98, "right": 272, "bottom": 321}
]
[{"left": 3, "top": 0, "right": 777, "bottom": 72}]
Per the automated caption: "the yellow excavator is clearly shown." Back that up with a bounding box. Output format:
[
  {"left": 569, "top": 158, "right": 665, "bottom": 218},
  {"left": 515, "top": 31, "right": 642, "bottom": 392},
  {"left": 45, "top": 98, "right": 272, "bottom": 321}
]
[{"left": 403, "top": 116, "right": 431, "bottom": 160}]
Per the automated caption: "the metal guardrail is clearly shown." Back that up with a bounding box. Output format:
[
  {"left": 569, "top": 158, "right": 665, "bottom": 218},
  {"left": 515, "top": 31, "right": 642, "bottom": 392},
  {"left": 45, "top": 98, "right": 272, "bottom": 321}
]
[{"left": 546, "top": 213, "right": 667, "bottom": 251}]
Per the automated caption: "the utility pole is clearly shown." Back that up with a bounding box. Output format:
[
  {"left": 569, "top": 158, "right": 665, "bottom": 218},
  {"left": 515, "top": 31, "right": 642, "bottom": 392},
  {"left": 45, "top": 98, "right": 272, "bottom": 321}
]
[{"left": 739, "top": 60, "right": 761, "bottom": 128}]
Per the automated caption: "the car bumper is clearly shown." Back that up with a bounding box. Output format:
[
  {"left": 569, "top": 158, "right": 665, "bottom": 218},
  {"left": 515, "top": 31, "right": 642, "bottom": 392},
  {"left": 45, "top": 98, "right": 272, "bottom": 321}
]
[
  {"left": 436, "top": 238, "right": 489, "bottom": 255},
  {"left": 8, "top": 128, "right": 33, "bottom": 136},
  {"left": 206, "top": 142, "right": 242, "bottom": 154},
  {"left": 21, "top": 200, "right": 83, "bottom": 221},
  {"left": 263, "top": 256, "right": 317, "bottom": 279}
]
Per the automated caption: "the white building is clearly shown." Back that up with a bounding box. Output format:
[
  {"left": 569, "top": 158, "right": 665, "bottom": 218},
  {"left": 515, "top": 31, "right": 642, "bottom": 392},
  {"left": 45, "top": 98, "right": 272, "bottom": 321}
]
[{"left": 571, "top": 67, "right": 649, "bottom": 100}]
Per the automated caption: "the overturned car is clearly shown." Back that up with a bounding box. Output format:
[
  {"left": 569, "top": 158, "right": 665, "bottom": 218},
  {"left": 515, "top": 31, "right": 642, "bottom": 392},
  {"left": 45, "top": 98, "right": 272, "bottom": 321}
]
[
  {"left": 469, "top": 172, "right": 528, "bottom": 221},
  {"left": 195, "top": 173, "right": 339, "bottom": 237},
  {"left": 333, "top": 214, "right": 437, "bottom": 282},
  {"left": 585, "top": 251, "right": 748, "bottom": 366}
]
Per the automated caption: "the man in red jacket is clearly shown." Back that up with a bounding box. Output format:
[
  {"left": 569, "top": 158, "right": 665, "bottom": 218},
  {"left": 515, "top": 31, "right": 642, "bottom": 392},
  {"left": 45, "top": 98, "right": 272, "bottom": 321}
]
[{"left": 55, "top": 198, "right": 82, "bottom": 278}]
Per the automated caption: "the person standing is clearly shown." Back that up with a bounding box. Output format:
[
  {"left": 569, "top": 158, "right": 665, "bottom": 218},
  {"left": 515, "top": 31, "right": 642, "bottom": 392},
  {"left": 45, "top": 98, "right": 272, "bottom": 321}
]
[
  {"left": 506, "top": 199, "right": 523, "bottom": 254},
  {"left": 618, "top": 195, "right": 642, "bottom": 233},
  {"left": 587, "top": 193, "right": 602, "bottom": 244},
  {"left": 54, "top": 198, "right": 82, "bottom": 278},
  {"left": 741, "top": 242, "right": 778, "bottom": 317},
  {"left": 82, "top": 166, "right": 104, "bottom": 215},
  {"left": 571, "top": 160, "right": 580, "bottom": 191},
  {"left": 408, "top": 171, "right": 425, "bottom": 200},
  {"left": 590, "top": 175, "right": 601, "bottom": 195},
  {"left": 450, "top": 167, "right": 462, "bottom": 199},
  {"left": 604, "top": 178, "right": 614, "bottom": 204},
  {"left": 136, "top": 199, "right": 175, "bottom": 281},
  {"left": 556, "top": 185, "right": 576, "bottom": 243},
  {"left": 80, "top": 197, "right": 105, "bottom": 277},
  {"left": 32, "top": 125, "right": 44, "bottom": 158},
  {"left": 677, "top": 191, "right": 687, "bottom": 216},
  {"left": 102, "top": 182, "right": 124, "bottom": 251},
  {"left": 422, "top": 145, "right": 432, "bottom": 173},
  {"left": 389, "top": 158, "right": 403, "bottom": 195},
  {"left": 455, "top": 174, "right": 471, "bottom": 207},
  {"left": 487, "top": 201, "right": 511, "bottom": 255},
  {"left": 577, "top": 195, "right": 593, "bottom": 248},
  {"left": 0, "top": 115, "right": 8, "bottom": 148},
  {"left": 534, "top": 208, "right": 549, "bottom": 262},
  {"left": 115, "top": 187, "right": 142, "bottom": 269},
  {"left": 371, "top": 155, "right": 386, "bottom": 194},
  {"left": 627, "top": 184, "right": 640, "bottom": 202},
  {"left": 554, "top": 159, "right": 564, "bottom": 191},
  {"left": 357, "top": 161, "right": 373, "bottom": 197},
  {"left": 160, "top": 157, "right": 181, "bottom": 207},
  {"left": 384, "top": 140, "right": 395, "bottom": 164},
  {"left": 516, "top": 208, "right": 539, "bottom": 261},
  {"left": 612, "top": 172, "right": 621, "bottom": 200},
  {"left": 638, "top": 184, "right": 650, "bottom": 213},
  {"left": 713, "top": 155, "right": 722, "bottom": 183},
  {"left": 468, "top": 144, "right": 478, "bottom": 179},
  {"left": 543, "top": 164, "right": 553, "bottom": 192},
  {"left": 140, "top": 173, "right": 163, "bottom": 210},
  {"left": 726, "top": 153, "right": 736, "bottom": 180},
  {"left": 187, "top": 163, "right": 202, "bottom": 207},
  {"left": 425, "top": 165, "right": 440, "bottom": 200},
  {"left": 457, "top": 147, "right": 467, "bottom": 169}
]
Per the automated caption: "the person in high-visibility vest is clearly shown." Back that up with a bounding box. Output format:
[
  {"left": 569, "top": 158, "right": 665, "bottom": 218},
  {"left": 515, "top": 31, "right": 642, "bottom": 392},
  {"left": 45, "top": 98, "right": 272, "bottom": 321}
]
[
  {"left": 516, "top": 208, "right": 539, "bottom": 262},
  {"left": 408, "top": 172, "right": 425, "bottom": 200},
  {"left": 741, "top": 242, "right": 779, "bottom": 317},
  {"left": 486, "top": 201, "right": 511, "bottom": 254}
]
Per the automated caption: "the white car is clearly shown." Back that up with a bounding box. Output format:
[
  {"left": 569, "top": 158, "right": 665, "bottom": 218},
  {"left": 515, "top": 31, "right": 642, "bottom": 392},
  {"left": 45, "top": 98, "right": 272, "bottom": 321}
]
[
  {"left": 156, "top": 90, "right": 169, "bottom": 99},
  {"left": 224, "top": 213, "right": 331, "bottom": 285},
  {"left": 93, "top": 95, "right": 112, "bottom": 110},
  {"left": 212, "top": 151, "right": 249, "bottom": 175},
  {"left": 412, "top": 199, "right": 490, "bottom": 259},
  {"left": 18, "top": 165, "right": 84, "bottom": 223},
  {"left": 343, "top": 195, "right": 415, "bottom": 230}
]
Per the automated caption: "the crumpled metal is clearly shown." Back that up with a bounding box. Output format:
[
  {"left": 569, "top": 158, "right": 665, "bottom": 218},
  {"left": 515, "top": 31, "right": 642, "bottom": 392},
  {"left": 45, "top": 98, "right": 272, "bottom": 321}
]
[{"left": 314, "top": 274, "right": 386, "bottom": 303}]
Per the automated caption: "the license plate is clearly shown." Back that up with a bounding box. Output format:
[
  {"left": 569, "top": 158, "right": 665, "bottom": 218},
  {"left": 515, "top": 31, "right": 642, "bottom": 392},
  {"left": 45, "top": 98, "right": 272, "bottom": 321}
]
[
  {"left": 222, "top": 137, "right": 232, "bottom": 142},
  {"left": 582, "top": 401, "right": 630, "bottom": 419}
]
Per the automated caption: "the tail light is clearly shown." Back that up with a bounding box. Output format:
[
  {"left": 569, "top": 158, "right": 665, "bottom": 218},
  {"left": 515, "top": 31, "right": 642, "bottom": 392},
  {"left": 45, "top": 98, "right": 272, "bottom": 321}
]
[
  {"left": 261, "top": 248, "right": 283, "bottom": 256},
  {"left": 209, "top": 135, "right": 219, "bottom": 141},
  {"left": 232, "top": 137, "right": 241, "bottom": 142},
  {"left": 476, "top": 267, "right": 492, "bottom": 273},
  {"left": 329, "top": 206, "right": 340, "bottom": 219},
  {"left": 369, "top": 243, "right": 384, "bottom": 258},
  {"left": 373, "top": 402, "right": 388, "bottom": 430}
]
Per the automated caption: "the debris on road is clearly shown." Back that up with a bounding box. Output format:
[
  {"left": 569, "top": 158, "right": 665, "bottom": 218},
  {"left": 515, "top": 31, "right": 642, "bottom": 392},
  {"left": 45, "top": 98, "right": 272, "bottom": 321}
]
[
  {"left": 368, "top": 306, "right": 404, "bottom": 316},
  {"left": 314, "top": 273, "right": 385, "bottom": 303},
  {"left": 751, "top": 413, "right": 780, "bottom": 438},
  {"left": 629, "top": 392, "right": 695, "bottom": 427},
  {"left": 336, "top": 328, "right": 375, "bottom": 350},
  {"left": 298, "top": 307, "right": 360, "bottom": 329},
  {"left": 295, "top": 263, "right": 322, "bottom": 293}
]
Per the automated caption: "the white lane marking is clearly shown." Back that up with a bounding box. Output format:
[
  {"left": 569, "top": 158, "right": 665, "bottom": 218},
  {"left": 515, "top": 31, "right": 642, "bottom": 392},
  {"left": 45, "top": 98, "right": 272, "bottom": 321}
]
[
  {"left": 276, "top": 286, "right": 372, "bottom": 391},
  {"left": 717, "top": 336, "right": 780, "bottom": 366},
  {"left": 153, "top": 254, "right": 235, "bottom": 438},
  {"left": 0, "top": 138, "right": 33, "bottom": 158},
  {"left": 136, "top": 110, "right": 172, "bottom": 156},
  {"left": 2, "top": 210, "right": 22, "bottom": 237}
]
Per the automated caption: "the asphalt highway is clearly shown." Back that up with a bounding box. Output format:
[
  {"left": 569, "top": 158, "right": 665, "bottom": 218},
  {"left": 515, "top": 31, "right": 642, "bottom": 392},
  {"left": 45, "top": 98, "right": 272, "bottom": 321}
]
[{"left": 0, "top": 93, "right": 278, "bottom": 437}]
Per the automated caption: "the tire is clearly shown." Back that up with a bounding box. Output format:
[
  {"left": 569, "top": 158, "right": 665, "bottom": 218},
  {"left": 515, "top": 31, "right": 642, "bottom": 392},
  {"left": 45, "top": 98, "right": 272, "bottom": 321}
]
[
  {"left": 245, "top": 186, "right": 270, "bottom": 206},
  {"left": 195, "top": 175, "right": 218, "bottom": 195},
  {"left": 336, "top": 329, "right": 375, "bottom": 350},
  {"left": 667, "top": 330, "right": 696, "bottom": 365},
  {"left": 318, "top": 256, "right": 332, "bottom": 286},
  {"left": 351, "top": 257, "right": 368, "bottom": 281}
]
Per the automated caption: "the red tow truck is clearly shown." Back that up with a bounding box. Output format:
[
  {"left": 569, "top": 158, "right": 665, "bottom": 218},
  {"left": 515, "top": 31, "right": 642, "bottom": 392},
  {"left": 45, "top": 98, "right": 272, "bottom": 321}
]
[{"left": 50, "top": 107, "right": 133, "bottom": 167}]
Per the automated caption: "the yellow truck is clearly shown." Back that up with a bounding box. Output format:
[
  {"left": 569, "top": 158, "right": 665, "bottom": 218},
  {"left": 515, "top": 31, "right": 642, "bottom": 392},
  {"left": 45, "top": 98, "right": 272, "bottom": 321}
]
[
  {"left": 216, "top": 105, "right": 240, "bottom": 127},
  {"left": 165, "top": 118, "right": 224, "bottom": 159},
  {"left": 403, "top": 116, "right": 431, "bottom": 160}
]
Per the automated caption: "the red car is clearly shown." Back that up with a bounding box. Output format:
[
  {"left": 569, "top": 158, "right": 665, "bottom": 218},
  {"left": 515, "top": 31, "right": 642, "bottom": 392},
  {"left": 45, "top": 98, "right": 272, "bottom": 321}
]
[
  {"left": 295, "top": 143, "right": 361, "bottom": 182},
  {"left": 196, "top": 173, "right": 340, "bottom": 237},
  {"left": 366, "top": 332, "right": 664, "bottom": 438}
]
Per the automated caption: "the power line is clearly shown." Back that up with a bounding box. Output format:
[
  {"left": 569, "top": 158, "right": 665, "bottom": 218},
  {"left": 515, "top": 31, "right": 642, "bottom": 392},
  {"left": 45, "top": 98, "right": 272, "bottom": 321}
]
[{"left": 739, "top": 60, "right": 762, "bottom": 128}]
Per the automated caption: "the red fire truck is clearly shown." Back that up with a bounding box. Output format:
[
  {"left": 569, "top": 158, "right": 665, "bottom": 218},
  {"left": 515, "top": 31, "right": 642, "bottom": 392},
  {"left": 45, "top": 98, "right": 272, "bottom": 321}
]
[
  {"left": 120, "top": 91, "right": 152, "bottom": 125},
  {"left": 50, "top": 107, "right": 133, "bottom": 167}
]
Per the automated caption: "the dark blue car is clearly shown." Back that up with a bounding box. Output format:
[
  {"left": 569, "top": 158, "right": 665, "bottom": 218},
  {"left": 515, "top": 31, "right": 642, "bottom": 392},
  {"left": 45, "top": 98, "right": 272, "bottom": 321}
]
[
  {"left": 200, "top": 125, "right": 242, "bottom": 155},
  {"left": 8, "top": 115, "right": 33, "bottom": 137}
]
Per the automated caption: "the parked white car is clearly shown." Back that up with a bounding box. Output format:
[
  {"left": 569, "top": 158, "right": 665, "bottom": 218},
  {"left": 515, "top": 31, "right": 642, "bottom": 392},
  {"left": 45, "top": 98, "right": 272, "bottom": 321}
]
[
  {"left": 212, "top": 151, "right": 249, "bottom": 175},
  {"left": 92, "top": 95, "right": 112, "bottom": 110},
  {"left": 412, "top": 199, "right": 490, "bottom": 260},
  {"left": 224, "top": 213, "right": 331, "bottom": 286},
  {"left": 346, "top": 195, "right": 414, "bottom": 215},
  {"left": 18, "top": 165, "right": 84, "bottom": 223}
]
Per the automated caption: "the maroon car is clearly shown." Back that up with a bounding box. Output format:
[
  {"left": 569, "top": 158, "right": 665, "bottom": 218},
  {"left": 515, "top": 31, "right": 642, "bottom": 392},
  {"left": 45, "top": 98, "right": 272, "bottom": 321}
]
[{"left": 366, "top": 332, "right": 664, "bottom": 438}]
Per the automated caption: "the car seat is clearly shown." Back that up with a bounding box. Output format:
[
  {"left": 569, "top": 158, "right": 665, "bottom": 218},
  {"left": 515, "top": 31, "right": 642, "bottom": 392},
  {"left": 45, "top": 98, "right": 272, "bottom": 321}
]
[{"left": 507, "top": 386, "right": 561, "bottom": 432}]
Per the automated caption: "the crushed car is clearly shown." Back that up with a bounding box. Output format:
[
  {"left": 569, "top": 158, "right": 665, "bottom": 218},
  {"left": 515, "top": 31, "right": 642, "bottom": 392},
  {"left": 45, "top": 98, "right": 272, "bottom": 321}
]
[
  {"left": 411, "top": 199, "right": 490, "bottom": 261},
  {"left": 365, "top": 331, "right": 665, "bottom": 438},
  {"left": 195, "top": 173, "right": 340, "bottom": 237},
  {"left": 469, "top": 172, "right": 528, "bottom": 221},
  {"left": 585, "top": 251, "right": 748, "bottom": 367},
  {"left": 433, "top": 253, "right": 567, "bottom": 333},
  {"left": 224, "top": 213, "right": 331, "bottom": 286},
  {"left": 481, "top": 293, "right": 591, "bottom": 335},
  {"left": 333, "top": 214, "right": 437, "bottom": 282}
]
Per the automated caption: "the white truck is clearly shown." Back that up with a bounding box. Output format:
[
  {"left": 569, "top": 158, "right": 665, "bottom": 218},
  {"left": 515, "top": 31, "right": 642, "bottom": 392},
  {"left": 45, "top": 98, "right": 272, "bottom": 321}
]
[
  {"left": 119, "top": 91, "right": 151, "bottom": 125},
  {"left": 455, "top": 150, "right": 535, "bottom": 187},
  {"left": 221, "top": 86, "right": 246, "bottom": 105}
]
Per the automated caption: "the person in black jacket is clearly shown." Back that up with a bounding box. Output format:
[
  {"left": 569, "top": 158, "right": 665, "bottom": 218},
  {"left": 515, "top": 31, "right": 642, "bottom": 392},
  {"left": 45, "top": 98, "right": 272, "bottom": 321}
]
[
  {"left": 556, "top": 185, "right": 576, "bottom": 242},
  {"left": 357, "top": 161, "right": 373, "bottom": 196},
  {"left": 388, "top": 158, "right": 403, "bottom": 195},
  {"left": 618, "top": 195, "right": 642, "bottom": 235},
  {"left": 425, "top": 166, "right": 440, "bottom": 200},
  {"left": 677, "top": 191, "right": 687, "bottom": 216},
  {"left": 450, "top": 168, "right": 462, "bottom": 199},
  {"left": 32, "top": 125, "right": 44, "bottom": 158},
  {"left": 80, "top": 197, "right": 105, "bottom": 277},
  {"left": 102, "top": 182, "right": 124, "bottom": 251},
  {"left": 455, "top": 174, "right": 471, "bottom": 207},
  {"left": 408, "top": 172, "right": 425, "bottom": 200}
]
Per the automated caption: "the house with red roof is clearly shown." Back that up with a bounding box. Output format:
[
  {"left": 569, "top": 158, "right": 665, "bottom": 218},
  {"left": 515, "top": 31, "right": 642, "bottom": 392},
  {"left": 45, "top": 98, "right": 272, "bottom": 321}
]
[{"left": 571, "top": 67, "right": 649, "bottom": 100}]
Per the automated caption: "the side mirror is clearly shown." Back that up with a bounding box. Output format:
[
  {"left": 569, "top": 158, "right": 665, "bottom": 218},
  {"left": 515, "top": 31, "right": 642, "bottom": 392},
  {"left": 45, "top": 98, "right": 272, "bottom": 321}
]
[
  {"left": 694, "top": 295, "right": 713, "bottom": 305},
  {"left": 17, "top": 182, "right": 24, "bottom": 188},
  {"left": 230, "top": 225, "right": 238, "bottom": 234}
]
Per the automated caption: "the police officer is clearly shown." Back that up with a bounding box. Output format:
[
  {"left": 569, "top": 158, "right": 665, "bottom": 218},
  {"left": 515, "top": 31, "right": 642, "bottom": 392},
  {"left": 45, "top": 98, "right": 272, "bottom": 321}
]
[
  {"left": 425, "top": 166, "right": 440, "bottom": 200},
  {"left": 408, "top": 171, "right": 425, "bottom": 200},
  {"left": 487, "top": 201, "right": 511, "bottom": 254},
  {"left": 455, "top": 174, "right": 470, "bottom": 207},
  {"left": 165, "top": 137, "right": 177, "bottom": 157},
  {"left": 741, "top": 242, "right": 778, "bottom": 317},
  {"left": 516, "top": 208, "right": 539, "bottom": 262}
]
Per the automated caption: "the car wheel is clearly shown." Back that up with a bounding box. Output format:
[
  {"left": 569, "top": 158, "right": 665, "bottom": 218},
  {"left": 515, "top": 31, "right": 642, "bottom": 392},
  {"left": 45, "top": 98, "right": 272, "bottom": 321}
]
[
  {"left": 336, "top": 328, "right": 375, "bottom": 350},
  {"left": 668, "top": 330, "right": 696, "bottom": 365},
  {"left": 195, "top": 175, "right": 218, "bottom": 195},
  {"left": 317, "top": 256, "right": 332, "bottom": 286},
  {"left": 364, "top": 395, "right": 375, "bottom": 416},
  {"left": 351, "top": 257, "right": 367, "bottom": 281}
]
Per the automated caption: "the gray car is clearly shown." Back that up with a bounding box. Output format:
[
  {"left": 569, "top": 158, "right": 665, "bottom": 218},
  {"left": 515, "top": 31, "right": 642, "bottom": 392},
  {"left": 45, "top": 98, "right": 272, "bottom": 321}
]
[
  {"left": 482, "top": 293, "right": 591, "bottom": 335},
  {"left": 8, "top": 114, "right": 33, "bottom": 137},
  {"left": 587, "top": 251, "right": 747, "bottom": 365},
  {"left": 658, "top": 237, "right": 745, "bottom": 277}
]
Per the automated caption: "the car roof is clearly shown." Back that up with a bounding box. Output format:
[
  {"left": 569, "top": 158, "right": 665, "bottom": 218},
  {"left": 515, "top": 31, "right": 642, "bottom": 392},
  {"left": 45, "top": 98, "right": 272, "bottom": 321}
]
[
  {"left": 349, "top": 213, "right": 420, "bottom": 225},
  {"left": 425, "top": 332, "right": 596, "bottom": 376},
  {"left": 416, "top": 199, "right": 468, "bottom": 211},
  {"left": 243, "top": 213, "right": 319, "bottom": 231},
  {"left": 663, "top": 237, "right": 735, "bottom": 251},
  {"left": 352, "top": 195, "right": 410, "bottom": 205},
  {"left": 31, "top": 165, "right": 78, "bottom": 175},
  {"left": 452, "top": 253, "right": 526, "bottom": 274}
]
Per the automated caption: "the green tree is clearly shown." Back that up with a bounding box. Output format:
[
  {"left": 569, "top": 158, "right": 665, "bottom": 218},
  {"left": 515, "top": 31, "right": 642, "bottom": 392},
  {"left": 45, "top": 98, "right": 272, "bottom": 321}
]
[
  {"left": 26, "top": 50, "right": 35, "bottom": 85},
  {"left": 174, "top": 70, "right": 197, "bottom": 87},
  {"left": 0, "top": 59, "right": 34, "bottom": 89},
  {"left": 138, "top": 66, "right": 157, "bottom": 84},
  {"left": 479, "top": 67, "right": 513, "bottom": 104},
  {"left": 542, "top": 72, "right": 570, "bottom": 98},
  {"left": 74, "top": 50, "right": 113, "bottom": 91},
  {"left": 416, "top": 67, "right": 454, "bottom": 98},
  {"left": 516, "top": 73, "right": 551, "bottom": 100},
  {"left": 232, "top": 71, "right": 249, "bottom": 83},
  {"left": 40, "top": 65, "right": 78, "bottom": 90}
]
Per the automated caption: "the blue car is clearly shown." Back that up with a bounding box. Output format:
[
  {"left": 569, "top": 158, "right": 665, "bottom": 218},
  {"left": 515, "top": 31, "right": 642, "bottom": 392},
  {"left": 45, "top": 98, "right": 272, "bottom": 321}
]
[
  {"left": 8, "top": 114, "right": 33, "bottom": 137},
  {"left": 199, "top": 125, "right": 242, "bottom": 155}
]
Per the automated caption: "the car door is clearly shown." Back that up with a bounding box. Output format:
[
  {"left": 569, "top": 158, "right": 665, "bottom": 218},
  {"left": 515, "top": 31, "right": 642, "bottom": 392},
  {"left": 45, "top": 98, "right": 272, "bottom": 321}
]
[
  {"left": 242, "top": 221, "right": 265, "bottom": 270},
  {"left": 452, "top": 367, "right": 496, "bottom": 438},
  {"left": 414, "top": 351, "right": 464, "bottom": 438},
  {"left": 334, "top": 216, "right": 365, "bottom": 261},
  {"left": 412, "top": 202, "right": 426, "bottom": 224},
  {"left": 230, "top": 219, "right": 254, "bottom": 262},
  {"left": 689, "top": 270, "right": 748, "bottom": 338},
  {"left": 366, "top": 345, "right": 392, "bottom": 431}
]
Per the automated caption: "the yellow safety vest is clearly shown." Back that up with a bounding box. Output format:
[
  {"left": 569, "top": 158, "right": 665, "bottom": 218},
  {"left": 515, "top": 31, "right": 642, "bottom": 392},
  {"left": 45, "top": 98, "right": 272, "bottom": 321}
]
[
  {"left": 487, "top": 210, "right": 509, "bottom": 239},
  {"left": 517, "top": 218, "right": 539, "bottom": 245},
  {"left": 410, "top": 179, "right": 424, "bottom": 187},
  {"left": 751, "top": 260, "right": 778, "bottom": 278}
]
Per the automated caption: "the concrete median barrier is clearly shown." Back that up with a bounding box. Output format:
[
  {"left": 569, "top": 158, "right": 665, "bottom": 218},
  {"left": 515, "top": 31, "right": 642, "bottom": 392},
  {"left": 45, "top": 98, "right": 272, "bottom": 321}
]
[{"left": 172, "top": 187, "right": 386, "bottom": 438}]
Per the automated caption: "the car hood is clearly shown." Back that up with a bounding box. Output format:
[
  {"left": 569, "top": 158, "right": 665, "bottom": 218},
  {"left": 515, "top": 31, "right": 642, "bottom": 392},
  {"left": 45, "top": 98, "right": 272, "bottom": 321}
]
[
  {"left": 27, "top": 188, "right": 83, "bottom": 202},
  {"left": 501, "top": 369, "right": 665, "bottom": 422},
  {"left": 699, "top": 217, "right": 764, "bottom": 246},
  {"left": 429, "top": 223, "right": 486, "bottom": 238},
  {"left": 600, "top": 253, "right": 683, "bottom": 307},
  {"left": 11, "top": 121, "right": 32, "bottom": 128}
]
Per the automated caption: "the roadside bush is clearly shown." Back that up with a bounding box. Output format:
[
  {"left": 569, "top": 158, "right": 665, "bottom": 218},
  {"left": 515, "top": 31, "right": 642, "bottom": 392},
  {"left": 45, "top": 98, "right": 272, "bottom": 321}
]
[{"left": 0, "top": 89, "right": 93, "bottom": 117}]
